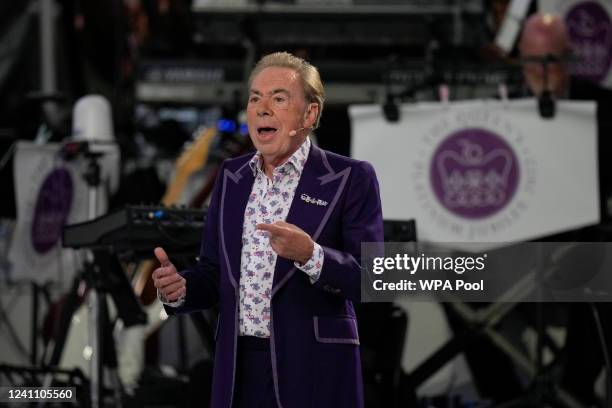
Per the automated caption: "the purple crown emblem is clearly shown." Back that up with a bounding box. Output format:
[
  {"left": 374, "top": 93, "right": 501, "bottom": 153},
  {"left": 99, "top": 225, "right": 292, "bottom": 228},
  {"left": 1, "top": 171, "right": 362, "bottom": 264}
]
[
  {"left": 566, "top": 1, "right": 612, "bottom": 83},
  {"left": 31, "top": 168, "right": 73, "bottom": 254},
  {"left": 430, "top": 128, "right": 519, "bottom": 219}
]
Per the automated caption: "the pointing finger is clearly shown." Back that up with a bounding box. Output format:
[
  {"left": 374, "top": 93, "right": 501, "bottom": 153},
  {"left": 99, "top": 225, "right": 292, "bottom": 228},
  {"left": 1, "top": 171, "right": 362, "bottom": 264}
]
[{"left": 256, "top": 223, "right": 285, "bottom": 235}]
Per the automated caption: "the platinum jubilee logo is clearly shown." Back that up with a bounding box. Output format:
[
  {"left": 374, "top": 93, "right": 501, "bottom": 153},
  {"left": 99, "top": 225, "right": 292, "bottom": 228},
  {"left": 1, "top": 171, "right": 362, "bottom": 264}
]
[
  {"left": 566, "top": 1, "right": 612, "bottom": 84},
  {"left": 430, "top": 128, "right": 519, "bottom": 219},
  {"left": 411, "top": 106, "right": 535, "bottom": 241},
  {"left": 31, "top": 168, "right": 73, "bottom": 254}
]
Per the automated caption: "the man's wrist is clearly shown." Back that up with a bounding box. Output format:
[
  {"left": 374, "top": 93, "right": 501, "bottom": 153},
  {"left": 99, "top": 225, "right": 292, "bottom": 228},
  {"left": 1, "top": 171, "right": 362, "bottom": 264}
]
[
  {"left": 158, "top": 289, "right": 186, "bottom": 307},
  {"left": 295, "top": 242, "right": 324, "bottom": 283},
  {"left": 298, "top": 240, "right": 315, "bottom": 265}
]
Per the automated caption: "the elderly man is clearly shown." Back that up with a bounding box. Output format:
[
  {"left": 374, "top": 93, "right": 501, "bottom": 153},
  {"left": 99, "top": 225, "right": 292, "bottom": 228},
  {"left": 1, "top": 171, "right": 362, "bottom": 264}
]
[
  {"left": 152, "top": 52, "right": 383, "bottom": 408},
  {"left": 519, "top": 13, "right": 572, "bottom": 98}
]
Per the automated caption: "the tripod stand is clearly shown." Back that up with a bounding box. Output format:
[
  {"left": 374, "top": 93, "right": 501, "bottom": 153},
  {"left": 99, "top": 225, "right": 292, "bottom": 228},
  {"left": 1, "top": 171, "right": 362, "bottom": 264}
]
[{"left": 43, "top": 145, "right": 146, "bottom": 408}]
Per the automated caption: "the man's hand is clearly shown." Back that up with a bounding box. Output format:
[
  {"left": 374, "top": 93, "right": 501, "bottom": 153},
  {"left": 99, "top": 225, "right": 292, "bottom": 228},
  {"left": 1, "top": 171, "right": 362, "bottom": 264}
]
[
  {"left": 152, "top": 247, "right": 186, "bottom": 302},
  {"left": 257, "top": 221, "right": 314, "bottom": 264}
]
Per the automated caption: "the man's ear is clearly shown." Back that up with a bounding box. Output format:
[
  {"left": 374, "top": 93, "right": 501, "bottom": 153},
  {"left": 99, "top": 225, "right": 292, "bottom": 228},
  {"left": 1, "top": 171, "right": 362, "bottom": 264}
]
[{"left": 304, "top": 102, "right": 319, "bottom": 128}]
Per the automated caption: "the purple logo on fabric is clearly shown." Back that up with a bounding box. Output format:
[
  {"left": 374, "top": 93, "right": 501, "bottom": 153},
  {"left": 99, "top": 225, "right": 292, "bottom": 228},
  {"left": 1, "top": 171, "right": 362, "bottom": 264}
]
[
  {"left": 566, "top": 1, "right": 612, "bottom": 83},
  {"left": 31, "top": 168, "right": 73, "bottom": 254},
  {"left": 430, "top": 128, "right": 519, "bottom": 219}
]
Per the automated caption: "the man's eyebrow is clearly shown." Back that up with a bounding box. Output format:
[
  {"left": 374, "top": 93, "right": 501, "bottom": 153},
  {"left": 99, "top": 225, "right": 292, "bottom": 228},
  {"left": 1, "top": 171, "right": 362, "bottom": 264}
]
[
  {"left": 271, "top": 88, "right": 290, "bottom": 95},
  {"left": 249, "top": 88, "right": 290, "bottom": 95}
]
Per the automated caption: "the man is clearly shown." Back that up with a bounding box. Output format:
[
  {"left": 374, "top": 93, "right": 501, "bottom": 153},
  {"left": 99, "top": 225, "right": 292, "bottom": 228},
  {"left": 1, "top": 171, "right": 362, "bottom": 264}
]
[
  {"left": 152, "top": 52, "right": 383, "bottom": 408},
  {"left": 519, "top": 13, "right": 571, "bottom": 99},
  {"left": 519, "top": 13, "right": 612, "bottom": 407}
]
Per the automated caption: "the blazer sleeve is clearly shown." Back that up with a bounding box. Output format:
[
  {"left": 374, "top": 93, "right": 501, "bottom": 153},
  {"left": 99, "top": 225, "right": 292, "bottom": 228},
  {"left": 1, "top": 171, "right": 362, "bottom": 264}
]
[
  {"left": 163, "top": 163, "right": 225, "bottom": 315},
  {"left": 312, "top": 160, "right": 384, "bottom": 302}
]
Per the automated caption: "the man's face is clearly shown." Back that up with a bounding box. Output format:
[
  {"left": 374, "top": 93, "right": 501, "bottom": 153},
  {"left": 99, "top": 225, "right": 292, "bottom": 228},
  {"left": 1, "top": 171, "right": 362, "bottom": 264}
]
[
  {"left": 521, "top": 37, "right": 569, "bottom": 97},
  {"left": 246, "top": 66, "right": 316, "bottom": 168}
]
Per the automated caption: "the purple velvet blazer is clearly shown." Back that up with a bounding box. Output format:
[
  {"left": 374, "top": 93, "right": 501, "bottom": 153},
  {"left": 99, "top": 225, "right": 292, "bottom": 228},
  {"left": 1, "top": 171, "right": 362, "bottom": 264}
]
[{"left": 165, "top": 143, "right": 384, "bottom": 408}]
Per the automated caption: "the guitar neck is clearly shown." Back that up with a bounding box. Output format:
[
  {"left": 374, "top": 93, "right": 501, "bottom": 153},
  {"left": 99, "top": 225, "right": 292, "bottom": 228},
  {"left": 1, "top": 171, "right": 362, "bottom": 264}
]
[{"left": 161, "top": 172, "right": 190, "bottom": 206}]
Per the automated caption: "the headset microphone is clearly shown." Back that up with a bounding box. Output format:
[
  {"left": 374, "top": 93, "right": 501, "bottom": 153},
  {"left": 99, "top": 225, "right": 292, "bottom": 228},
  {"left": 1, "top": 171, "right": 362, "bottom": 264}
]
[{"left": 288, "top": 126, "right": 313, "bottom": 137}]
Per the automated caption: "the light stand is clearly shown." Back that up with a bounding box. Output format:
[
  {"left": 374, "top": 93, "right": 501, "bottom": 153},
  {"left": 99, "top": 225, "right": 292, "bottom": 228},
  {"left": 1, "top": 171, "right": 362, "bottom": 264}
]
[
  {"left": 41, "top": 142, "right": 124, "bottom": 408},
  {"left": 82, "top": 149, "right": 104, "bottom": 408}
]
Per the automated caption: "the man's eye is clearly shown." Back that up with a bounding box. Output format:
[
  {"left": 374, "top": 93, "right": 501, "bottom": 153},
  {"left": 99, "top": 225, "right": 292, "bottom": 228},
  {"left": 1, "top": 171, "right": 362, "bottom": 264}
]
[
  {"left": 274, "top": 97, "right": 286, "bottom": 103},
  {"left": 249, "top": 96, "right": 259, "bottom": 103}
]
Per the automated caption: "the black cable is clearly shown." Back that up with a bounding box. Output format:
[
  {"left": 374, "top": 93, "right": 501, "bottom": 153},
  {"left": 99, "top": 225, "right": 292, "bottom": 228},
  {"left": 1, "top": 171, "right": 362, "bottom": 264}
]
[{"left": 590, "top": 303, "right": 612, "bottom": 408}]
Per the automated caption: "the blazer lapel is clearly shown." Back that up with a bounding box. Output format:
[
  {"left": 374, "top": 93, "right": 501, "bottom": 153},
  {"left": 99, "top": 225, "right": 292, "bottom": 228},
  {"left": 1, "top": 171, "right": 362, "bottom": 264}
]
[
  {"left": 220, "top": 160, "right": 254, "bottom": 289},
  {"left": 272, "top": 145, "right": 352, "bottom": 296}
]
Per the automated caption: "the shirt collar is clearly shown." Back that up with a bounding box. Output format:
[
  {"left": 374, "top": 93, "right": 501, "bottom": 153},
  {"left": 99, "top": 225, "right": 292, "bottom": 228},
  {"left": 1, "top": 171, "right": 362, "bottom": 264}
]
[{"left": 248, "top": 137, "right": 311, "bottom": 177}]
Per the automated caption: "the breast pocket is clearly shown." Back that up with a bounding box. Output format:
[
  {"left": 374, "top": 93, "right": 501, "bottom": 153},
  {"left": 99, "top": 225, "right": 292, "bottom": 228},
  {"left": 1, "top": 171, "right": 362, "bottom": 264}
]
[{"left": 313, "top": 315, "right": 360, "bottom": 345}]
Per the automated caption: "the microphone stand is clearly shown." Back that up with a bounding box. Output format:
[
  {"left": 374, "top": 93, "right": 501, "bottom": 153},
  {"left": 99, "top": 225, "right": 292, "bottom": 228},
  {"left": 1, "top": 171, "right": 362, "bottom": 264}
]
[
  {"left": 538, "top": 56, "right": 555, "bottom": 119},
  {"left": 520, "top": 53, "right": 573, "bottom": 119}
]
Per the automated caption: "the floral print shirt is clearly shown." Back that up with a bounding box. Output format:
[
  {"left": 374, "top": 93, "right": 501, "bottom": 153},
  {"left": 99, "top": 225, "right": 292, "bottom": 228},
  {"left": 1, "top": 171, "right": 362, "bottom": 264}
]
[{"left": 239, "top": 137, "right": 323, "bottom": 337}]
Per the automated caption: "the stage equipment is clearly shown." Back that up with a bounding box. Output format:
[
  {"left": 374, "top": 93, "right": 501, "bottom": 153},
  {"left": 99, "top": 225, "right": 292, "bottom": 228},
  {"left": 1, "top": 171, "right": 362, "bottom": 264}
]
[
  {"left": 62, "top": 206, "right": 206, "bottom": 254},
  {"left": 49, "top": 205, "right": 205, "bottom": 408}
]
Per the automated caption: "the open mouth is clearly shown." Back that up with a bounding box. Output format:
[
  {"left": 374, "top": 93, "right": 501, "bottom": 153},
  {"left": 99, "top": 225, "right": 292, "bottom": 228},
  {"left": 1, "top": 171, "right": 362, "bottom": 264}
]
[
  {"left": 257, "top": 127, "right": 277, "bottom": 135},
  {"left": 257, "top": 127, "right": 278, "bottom": 137}
]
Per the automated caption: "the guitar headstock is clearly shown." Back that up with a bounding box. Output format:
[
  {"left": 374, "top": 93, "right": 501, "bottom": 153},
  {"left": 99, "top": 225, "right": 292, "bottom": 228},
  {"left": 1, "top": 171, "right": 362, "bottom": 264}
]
[{"left": 174, "top": 126, "right": 217, "bottom": 180}]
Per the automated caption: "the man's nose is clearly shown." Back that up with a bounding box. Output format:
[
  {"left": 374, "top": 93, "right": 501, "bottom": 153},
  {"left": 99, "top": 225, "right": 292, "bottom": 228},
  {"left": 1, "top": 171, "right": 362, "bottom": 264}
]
[{"left": 257, "top": 97, "right": 272, "bottom": 116}]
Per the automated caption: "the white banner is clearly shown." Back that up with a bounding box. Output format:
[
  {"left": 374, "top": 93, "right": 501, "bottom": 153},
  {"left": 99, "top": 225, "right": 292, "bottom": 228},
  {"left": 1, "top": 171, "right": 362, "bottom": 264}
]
[
  {"left": 539, "top": 0, "right": 612, "bottom": 89},
  {"left": 8, "top": 142, "right": 119, "bottom": 285},
  {"left": 350, "top": 99, "right": 599, "bottom": 248}
]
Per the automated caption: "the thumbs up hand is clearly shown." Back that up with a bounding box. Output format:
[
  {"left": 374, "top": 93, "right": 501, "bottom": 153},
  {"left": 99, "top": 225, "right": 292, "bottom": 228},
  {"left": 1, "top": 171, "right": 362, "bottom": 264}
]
[{"left": 152, "top": 247, "right": 186, "bottom": 302}]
